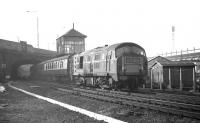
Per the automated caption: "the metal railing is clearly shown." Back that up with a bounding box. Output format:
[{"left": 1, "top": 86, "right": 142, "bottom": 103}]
[{"left": 159, "top": 47, "right": 200, "bottom": 57}]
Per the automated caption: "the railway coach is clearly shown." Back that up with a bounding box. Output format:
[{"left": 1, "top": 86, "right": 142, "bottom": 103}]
[
  {"left": 72, "top": 42, "right": 148, "bottom": 90},
  {"left": 31, "top": 55, "right": 70, "bottom": 81}
]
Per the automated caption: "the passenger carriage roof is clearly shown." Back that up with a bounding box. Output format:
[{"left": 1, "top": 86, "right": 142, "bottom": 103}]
[{"left": 39, "top": 55, "right": 70, "bottom": 64}]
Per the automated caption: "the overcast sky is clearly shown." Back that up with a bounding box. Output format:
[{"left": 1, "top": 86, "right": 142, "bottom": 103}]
[{"left": 0, "top": 0, "right": 200, "bottom": 57}]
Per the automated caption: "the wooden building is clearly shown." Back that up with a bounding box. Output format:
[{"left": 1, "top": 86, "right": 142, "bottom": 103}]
[
  {"left": 56, "top": 25, "right": 87, "bottom": 55},
  {"left": 148, "top": 56, "right": 196, "bottom": 91}
]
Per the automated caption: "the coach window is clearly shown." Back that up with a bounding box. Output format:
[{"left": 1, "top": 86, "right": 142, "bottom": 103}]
[
  {"left": 55, "top": 62, "right": 58, "bottom": 69},
  {"left": 53, "top": 62, "right": 55, "bottom": 69},
  {"left": 47, "top": 63, "right": 49, "bottom": 70},
  {"left": 79, "top": 56, "right": 83, "bottom": 69},
  {"left": 57, "top": 62, "right": 59, "bottom": 69},
  {"left": 57, "top": 61, "right": 59, "bottom": 69},
  {"left": 49, "top": 63, "right": 51, "bottom": 70},
  {"left": 48, "top": 63, "right": 50, "bottom": 70},
  {"left": 60, "top": 61, "right": 63, "bottom": 69},
  {"left": 50, "top": 62, "right": 53, "bottom": 70}
]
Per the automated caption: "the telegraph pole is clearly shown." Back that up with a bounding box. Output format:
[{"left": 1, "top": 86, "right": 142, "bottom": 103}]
[
  {"left": 26, "top": 11, "right": 40, "bottom": 48},
  {"left": 36, "top": 16, "right": 39, "bottom": 48}
]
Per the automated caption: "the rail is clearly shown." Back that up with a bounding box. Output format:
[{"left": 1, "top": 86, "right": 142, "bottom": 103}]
[{"left": 67, "top": 87, "right": 200, "bottom": 119}]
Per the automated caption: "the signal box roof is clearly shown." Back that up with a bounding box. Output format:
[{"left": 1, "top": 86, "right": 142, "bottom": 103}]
[{"left": 58, "top": 28, "right": 87, "bottom": 39}]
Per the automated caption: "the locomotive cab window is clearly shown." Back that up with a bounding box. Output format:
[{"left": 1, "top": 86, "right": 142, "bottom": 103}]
[{"left": 116, "top": 46, "right": 146, "bottom": 57}]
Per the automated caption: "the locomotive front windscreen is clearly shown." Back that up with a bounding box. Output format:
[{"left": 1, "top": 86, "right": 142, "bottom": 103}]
[{"left": 116, "top": 45, "right": 146, "bottom": 57}]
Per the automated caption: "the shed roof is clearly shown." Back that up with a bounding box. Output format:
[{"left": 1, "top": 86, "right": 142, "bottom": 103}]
[
  {"left": 159, "top": 61, "right": 195, "bottom": 67},
  {"left": 148, "top": 56, "right": 195, "bottom": 69},
  {"left": 148, "top": 56, "right": 171, "bottom": 62},
  {"left": 148, "top": 56, "right": 171, "bottom": 68}
]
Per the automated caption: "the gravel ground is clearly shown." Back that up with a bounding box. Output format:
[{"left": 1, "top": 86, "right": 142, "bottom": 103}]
[
  {"left": 0, "top": 83, "right": 106, "bottom": 123},
  {"left": 3, "top": 80, "right": 200, "bottom": 123}
]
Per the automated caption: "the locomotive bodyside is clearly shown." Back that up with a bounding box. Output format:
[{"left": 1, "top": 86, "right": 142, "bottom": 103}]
[{"left": 72, "top": 42, "right": 147, "bottom": 90}]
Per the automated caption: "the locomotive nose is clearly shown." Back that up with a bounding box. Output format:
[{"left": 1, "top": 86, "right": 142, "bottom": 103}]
[{"left": 119, "top": 55, "right": 144, "bottom": 75}]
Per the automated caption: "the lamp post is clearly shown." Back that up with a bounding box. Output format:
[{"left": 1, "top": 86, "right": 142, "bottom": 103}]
[{"left": 26, "top": 11, "right": 39, "bottom": 48}]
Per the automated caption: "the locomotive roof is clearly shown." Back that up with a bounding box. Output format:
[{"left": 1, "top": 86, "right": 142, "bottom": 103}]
[
  {"left": 107, "top": 42, "right": 145, "bottom": 51},
  {"left": 80, "top": 42, "right": 145, "bottom": 55}
]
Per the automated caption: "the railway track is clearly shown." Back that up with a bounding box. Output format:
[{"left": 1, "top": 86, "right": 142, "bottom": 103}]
[
  {"left": 58, "top": 87, "right": 200, "bottom": 120},
  {"left": 133, "top": 89, "right": 200, "bottom": 105},
  {"left": 13, "top": 80, "right": 200, "bottom": 119}
]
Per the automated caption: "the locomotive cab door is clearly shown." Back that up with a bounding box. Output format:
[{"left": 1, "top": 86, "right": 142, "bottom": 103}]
[{"left": 106, "top": 51, "right": 112, "bottom": 72}]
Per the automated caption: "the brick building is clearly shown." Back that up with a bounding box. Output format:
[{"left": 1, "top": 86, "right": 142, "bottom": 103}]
[{"left": 56, "top": 26, "right": 87, "bottom": 55}]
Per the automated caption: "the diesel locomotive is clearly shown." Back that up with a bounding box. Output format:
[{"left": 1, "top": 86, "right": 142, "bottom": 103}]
[{"left": 31, "top": 42, "right": 148, "bottom": 90}]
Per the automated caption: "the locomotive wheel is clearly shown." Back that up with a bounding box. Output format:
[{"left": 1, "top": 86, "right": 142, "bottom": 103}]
[
  {"left": 77, "top": 77, "right": 85, "bottom": 85},
  {"left": 109, "top": 78, "right": 113, "bottom": 87},
  {"left": 129, "top": 77, "right": 138, "bottom": 91},
  {"left": 109, "top": 77, "right": 117, "bottom": 90},
  {"left": 70, "top": 75, "right": 74, "bottom": 82}
]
